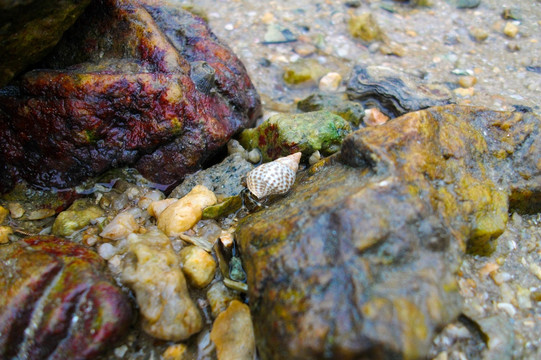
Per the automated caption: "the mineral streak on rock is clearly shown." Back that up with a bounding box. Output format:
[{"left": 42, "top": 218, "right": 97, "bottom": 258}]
[
  {"left": 0, "top": 0, "right": 261, "bottom": 193},
  {"left": 0, "top": 236, "right": 131, "bottom": 360},
  {"left": 236, "top": 105, "right": 540, "bottom": 359},
  {"left": 347, "top": 65, "right": 454, "bottom": 118}
]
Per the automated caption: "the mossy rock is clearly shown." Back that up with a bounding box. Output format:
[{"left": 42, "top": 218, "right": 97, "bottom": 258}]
[
  {"left": 238, "top": 110, "right": 352, "bottom": 162},
  {"left": 52, "top": 198, "right": 104, "bottom": 237}
]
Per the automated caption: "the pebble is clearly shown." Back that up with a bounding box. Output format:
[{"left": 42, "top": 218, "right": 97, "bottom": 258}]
[
  {"left": 100, "top": 212, "right": 140, "bottom": 240},
  {"left": 458, "top": 75, "right": 477, "bottom": 88},
  {"left": 469, "top": 27, "right": 489, "bottom": 42},
  {"left": 261, "top": 12, "right": 275, "bottom": 25},
  {"left": 497, "top": 302, "right": 517, "bottom": 317},
  {"left": 8, "top": 202, "right": 24, "bottom": 218},
  {"left": 503, "top": 22, "right": 519, "bottom": 38},
  {"left": 263, "top": 24, "right": 297, "bottom": 44},
  {"left": 364, "top": 107, "right": 389, "bottom": 126},
  {"left": 98, "top": 242, "right": 117, "bottom": 260},
  {"left": 27, "top": 208, "right": 56, "bottom": 220},
  {"left": 207, "top": 281, "right": 240, "bottom": 318},
  {"left": 453, "top": 87, "right": 475, "bottom": 97},
  {"left": 528, "top": 262, "right": 541, "bottom": 280},
  {"left": 318, "top": 72, "right": 342, "bottom": 92},
  {"left": 210, "top": 300, "right": 255, "bottom": 360},
  {"left": 0, "top": 205, "right": 8, "bottom": 223},
  {"left": 219, "top": 230, "right": 234, "bottom": 248},
  {"left": 180, "top": 245, "right": 217, "bottom": 288},
  {"left": 0, "top": 226, "right": 13, "bottom": 244},
  {"left": 247, "top": 148, "right": 261, "bottom": 163},
  {"left": 114, "top": 345, "right": 128, "bottom": 358},
  {"left": 162, "top": 344, "right": 188, "bottom": 360},
  {"left": 294, "top": 42, "right": 317, "bottom": 57},
  {"left": 308, "top": 150, "right": 321, "bottom": 166}
]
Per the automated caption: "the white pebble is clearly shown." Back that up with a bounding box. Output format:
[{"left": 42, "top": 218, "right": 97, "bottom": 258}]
[
  {"left": 225, "top": 23, "right": 234, "bottom": 31},
  {"left": 114, "top": 344, "right": 128, "bottom": 358},
  {"left": 496, "top": 302, "right": 517, "bottom": 317},
  {"left": 98, "top": 243, "right": 117, "bottom": 260},
  {"left": 318, "top": 72, "right": 342, "bottom": 92}
]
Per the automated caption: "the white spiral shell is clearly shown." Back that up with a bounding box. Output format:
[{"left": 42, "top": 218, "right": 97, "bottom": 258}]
[{"left": 246, "top": 152, "right": 301, "bottom": 199}]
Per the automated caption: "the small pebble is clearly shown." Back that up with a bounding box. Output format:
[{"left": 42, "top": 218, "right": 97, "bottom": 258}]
[
  {"left": 309, "top": 150, "right": 321, "bottom": 166},
  {"left": 8, "top": 203, "right": 24, "bottom": 219},
  {"left": 506, "top": 43, "right": 520, "bottom": 52},
  {"left": 247, "top": 148, "right": 261, "bottom": 163},
  {"left": 294, "top": 43, "right": 317, "bottom": 57},
  {"left": 318, "top": 72, "right": 342, "bottom": 92},
  {"left": 162, "top": 344, "right": 188, "bottom": 360},
  {"left": 458, "top": 75, "right": 477, "bottom": 88},
  {"left": 469, "top": 27, "right": 489, "bottom": 42},
  {"left": 528, "top": 262, "right": 541, "bottom": 280},
  {"left": 114, "top": 345, "right": 128, "bottom": 358},
  {"left": 0, "top": 226, "right": 13, "bottom": 244},
  {"left": 180, "top": 245, "right": 217, "bottom": 288},
  {"left": 478, "top": 262, "right": 499, "bottom": 277},
  {"left": 98, "top": 242, "right": 117, "bottom": 260},
  {"left": 453, "top": 87, "right": 475, "bottom": 97},
  {"left": 503, "top": 22, "right": 519, "bottom": 38},
  {"left": 496, "top": 302, "right": 517, "bottom": 317},
  {"left": 27, "top": 208, "right": 55, "bottom": 220},
  {"left": 364, "top": 108, "right": 389, "bottom": 126},
  {"left": 490, "top": 271, "right": 512, "bottom": 285},
  {"left": 261, "top": 12, "right": 275, "bottom": 25},
  {"left": 219, "top": 230, "right": 234, "bottom": 248},
  {"left": 0, "top": 206, "right": 8, "bottom": 223}
]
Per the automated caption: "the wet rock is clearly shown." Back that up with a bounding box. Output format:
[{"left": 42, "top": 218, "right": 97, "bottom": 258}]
[
  {"left": 100, "top": 211, "right": 140, "bottom": 240},
  {"left": 170, "top": 154, "right": 254, "bottom": 200},
  {"left": 157, "top": 185, "right": 217, "bottom": 236},
  {"left": 0, "top": 225, "right": 13, "bottom": 243},
  {"left": 180, "top": 245, "right": 217, "bottom": 288},
  {"left": 202, "top": 195, "right": 243, "bottom": 219},
  {"left": 458, "top": 76, "right": 477, "bottom": 88},
  {"left": 282, "top": 59, "right": 327, "bottom": 86},
  {"left": 236, "top": 105, "right": 540, "bottom": 359},
  {"left": 238, "top": 111, "right": 352, "bottom": 162},
  {"left": 297, "top": 92, "right": 365, "bottom": 127},
  {"left": 347, "top": 13, "right": 385, "bottom": 44},
  {"left": 207, "top": 281, "right": 241, "bottom": 318},
  {"left": 456, "top": 0, "right": 481, "bottom": 9},
  {"left": 347, "top": 65, "right": 454, "bottom": 118},
  {"left": 318, "top": 72, "right": 342, "bottom": 92},
  {"left": 121, "top": 228, "right": 203, "bottom": 341},
  {"left": 210, "top": 300, "right": 255, "bottom": 360},
  {"left": 0, "top": 0, "right": 261, "bottom": 193},
  {"left": 0, "top": 0, "right": 91, "bottom": 86},
  {"left": 52, "top": 198, "right": 104, "bottom": 237},
  {"left": 0, "top": 236, "right": 131, "bottom": 359}
]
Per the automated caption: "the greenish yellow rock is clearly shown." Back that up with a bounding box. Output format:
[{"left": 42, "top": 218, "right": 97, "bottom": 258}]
[
  {"left": 238, "top": 110, "right": 352, "bottom": 162},
  {"left": 52, "top": 199, "right": 104, "bottom": 237},
  {"left": 282, "top": 59, "right": 327, "bottom": 86},
  {"left": 202, "top": 196, "right": 242, "bottom": 219},
  {"left": 297, "top": 93, "right": 364, "bottom": 126},
  {"left": 347, "top": 12, "right": 385, "bottom": 43}
]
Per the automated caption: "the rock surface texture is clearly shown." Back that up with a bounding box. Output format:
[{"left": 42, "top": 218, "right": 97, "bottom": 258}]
[
  {"left": 236, "top": 105, "right": 541, "bottom": 359},
  {"left": 0, "top": 0, "right": 91, "bottom": 86},
  {"left": 0, "top": 236, "right": 131, "bottom": 360},
  {"left": 0, "top": 0, "right": 261, "bottom": 193}
]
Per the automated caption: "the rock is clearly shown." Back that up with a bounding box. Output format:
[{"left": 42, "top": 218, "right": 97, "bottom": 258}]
[
  {"left": 347, "top": 13, "right": 385, "bottom": 43},
  {"left": 0, "top": 225, "right": 12, "bottom": 243},
  {"left": 318, "top": 72, "right": 342, "bottom": 92},
  {"left": 0, "top": 0, "right": 261, "bottom": 193},
  {"left": 121, "top": 228, "right": 203, "bottom": 341},
  {"left": 263, "top": 24, "right": 297, "bottom": 44},
  {"left": 162, "top": 344, "right": 188, "bottom": 360},
  {"left": 454, "top": 87, "right": 475, "bottom": 97},
  {"left": 100, "top": 211, "right": 140, "bottom": 240},
  {"left": 0, "top": 0, "right": 91, "bottom": 86},
  {"left": 458, "top": 76, "right": 477, "bottom": 88},
  {"left": 202, "top": 195, "right": 243, "bottom": 219},
  {"left": 238, "top": 111, "right": 352, "bottom": 162},
  {"left": 469, "top": 27, "right": 489, "bottom": 42},
  {"left": 0, "top": 205, "right": 8, "bottom": 223},
  {"left": 236, "top": 105, "right": 541, "bottom": 359},
  {"left": 503, "top": 22, "right": 519, "bottom": 38},
  {"left": 347, "top": 65, "right": 454, "bottom": 118},
  {"left": 501, "top": 8, "right": 522, "bottom": 21},
  {"left": 0, "top": 236, "right": 131, "bottom": 359},
  {"left": 364, "top": 107, "right": 390, "bottom": 126},
  {"left": 170, "top": 154, "right": 254, "bottom": 200},
  {"left": 210, "top": 300, "right": 255, "bottom": 360},
  {"left": 297, "top": 92, "right": 365, "bottom": 127},
  {"left": 180, "top": 245, "right": 217, "bottom": 288},
  {"left": 282, "top": 59, "right": 327, "bottom": 86},
  {"left": 157, "top": 185, "right": 217, "bottom": 236},
  {"left": 207, "top": 281, "right": 241, "bottom": 318},
  {"left": 476, "top": 315, "right": 515, "bottom": 359},
  {"left": 456, "top": 0, "right": 481, "bottom": 9},
  {"left": 52, "top": 198, "right": 104, "bottom": 237}
]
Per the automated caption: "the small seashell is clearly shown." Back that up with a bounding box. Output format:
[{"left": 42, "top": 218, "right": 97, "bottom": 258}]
[{"left": 246, "top": 152, "right": 301, "bottom": 199}]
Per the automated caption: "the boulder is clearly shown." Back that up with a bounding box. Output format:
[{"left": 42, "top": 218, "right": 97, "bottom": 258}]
[
  {"left": 0, "top": 0, "right": 261, "bottom": 193},
  {"left": 0, "top": 236, "right": 131, "bottom": 360},
  {"left": 236, "top": 105, "right": 540, "bottom": 359},
  {"left": 0, "top": 0, "right": 91, "bottom": 86}
]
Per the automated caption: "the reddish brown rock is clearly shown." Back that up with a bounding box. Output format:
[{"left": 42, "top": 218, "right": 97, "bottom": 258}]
[
  {"left": 0, "top": 0, "right": 261, "bottom": 193},
  {"left": 0, "top": 236, "right": 131, "bottom": 359}
]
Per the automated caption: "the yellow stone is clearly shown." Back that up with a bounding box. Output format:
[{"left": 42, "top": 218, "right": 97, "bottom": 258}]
[
  {"left": 210, "top": 300, "right": 255, "bottom": 360},
  {"left": 179, "top": 245, "right": 217, "bottom": 288},
  {"left": 0, "top": 226, "right": 13, "bottom": 244},
  {"left": 503, "top": 22, "right": 519, "bottom": 38},
  {"left": 162, "top": 344, "right": 187, "bottom": 360}
]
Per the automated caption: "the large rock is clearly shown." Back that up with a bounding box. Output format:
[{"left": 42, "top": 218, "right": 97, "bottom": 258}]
[
  {"left": 0, "top": 0, "right": 261, "bottom": 193},
  {"left": 236, "top": 105, "right": 540, "bottom": 359},
  {"left": 0, "top": 0, "right": 91, "bottom": 86},
  {"left": 0, "top": 236, "right": 131, "bottom": 360}
]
